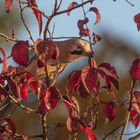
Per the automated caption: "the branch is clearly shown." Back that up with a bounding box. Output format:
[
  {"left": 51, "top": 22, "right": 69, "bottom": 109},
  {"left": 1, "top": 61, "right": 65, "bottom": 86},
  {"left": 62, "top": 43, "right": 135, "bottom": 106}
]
[
  {"left": 0, "top": 33, "right": 18, "bottom": 42},
  {"left": 18, "top": 2, "right": 35, "bottom": 44},
  {"left": 129, "top": 132, "right": 140, "bottom": 140},
  {"left": 41, "top": 112, "right": 49, "bottom": 140},
  {"left": 8, "top": 95, "right": 38, "bottom": 113},
  {"left": 54, "top": 0, "right": 93, "bottom": 16},
  {"left": 120, "top": 81, "right": 135, "bottom": 140}
]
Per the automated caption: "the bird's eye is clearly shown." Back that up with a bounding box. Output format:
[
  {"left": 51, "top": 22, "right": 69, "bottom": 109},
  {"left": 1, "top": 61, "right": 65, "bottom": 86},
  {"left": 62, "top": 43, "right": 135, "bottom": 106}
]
[
  {"left": 70, "top": 50, "right": 83, "bottom": 55},
  {"left": 77, "top": 45, "right": 81, "bottom": 50}
]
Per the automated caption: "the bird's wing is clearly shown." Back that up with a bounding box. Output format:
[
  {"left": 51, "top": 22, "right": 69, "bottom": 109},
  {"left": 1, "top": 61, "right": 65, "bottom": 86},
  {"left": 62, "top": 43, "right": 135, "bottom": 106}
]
[{"left": 26, "top": 57, "right": 67, "bottom": 79}]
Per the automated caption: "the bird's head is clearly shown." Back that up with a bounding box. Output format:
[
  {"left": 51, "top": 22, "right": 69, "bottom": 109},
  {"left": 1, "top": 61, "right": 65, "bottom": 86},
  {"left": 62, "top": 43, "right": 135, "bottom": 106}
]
[
  {"left": 57, "top": 38, "right": 92, "bottom": 63},
  {"left": 69, "top": 38, "right": 91, "bottom": 56}
]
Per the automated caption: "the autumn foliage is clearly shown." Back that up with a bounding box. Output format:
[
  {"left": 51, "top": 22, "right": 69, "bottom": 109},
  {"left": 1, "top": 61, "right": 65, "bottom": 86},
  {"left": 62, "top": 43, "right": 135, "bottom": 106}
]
[{"left": 0, "top": 0, "right": 140, "bottom": 140}]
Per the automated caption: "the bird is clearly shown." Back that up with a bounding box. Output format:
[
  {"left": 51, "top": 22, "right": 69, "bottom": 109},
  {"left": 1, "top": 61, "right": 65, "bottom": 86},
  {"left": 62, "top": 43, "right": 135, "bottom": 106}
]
[{"left": 26, "top": 38, "right": 91, "bottom": 80}]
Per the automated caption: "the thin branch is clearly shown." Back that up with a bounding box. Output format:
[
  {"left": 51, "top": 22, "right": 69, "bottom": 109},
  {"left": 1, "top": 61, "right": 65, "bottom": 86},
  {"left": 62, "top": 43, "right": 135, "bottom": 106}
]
[
  {"left": 129, "top": 132, "right": 140, "bottom": 140},
  {"left": 125, "top": 0, "right": 134, "bottom": 6},
  {"left": 18, "top": 2, "right": 35, "bottom": 44},
  {"left": 54, "top": 0, "right": 93, "bottom": 16},
  {"left": 120, "top": 81, "right": 135, "bottom": 140},
  {"left": 41, "top": 112, "right": 49, "bottom": 140},
  {"left": 103, "top": 121, "right": 126, "bottom": 140},
  {"left": 8, "top": 95, "right": 38, "bottom": 113},
  {"left": 0, "top": 33, "right": 18, "bottom": 42},
  {"left": 80, "top": 0, "right": 93, "bottom": 51}
]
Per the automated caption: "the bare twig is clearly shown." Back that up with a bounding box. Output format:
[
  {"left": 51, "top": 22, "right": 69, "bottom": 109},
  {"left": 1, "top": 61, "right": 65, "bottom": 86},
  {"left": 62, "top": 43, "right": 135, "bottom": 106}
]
[
  {"left": 41, "top": 112, "right": 49, "bottom": 140},
  {"left": 55, "top": 0, "right": 93, "bottom": 16},
  {"left": 120, "top": 81, "right": 135, "bottom": 140},
  {"left": 18, "top": 2, "right": 35, "bottom": 44},
  {"left": 8, "top": 94, "right": 38, "bottom": 113},
  {"left": 0, "top": 33, "right": 18, "bottom": 42},
  {"left": 125, "top": 0, "right": 134, "bottom": 6},
  {"left": 129, "top": 132, "right": 140, "bottom": 140}
]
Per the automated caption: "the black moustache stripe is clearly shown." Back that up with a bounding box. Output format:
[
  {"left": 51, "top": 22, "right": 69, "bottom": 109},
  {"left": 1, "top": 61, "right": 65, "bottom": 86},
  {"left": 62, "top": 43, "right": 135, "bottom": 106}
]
[{"left": 70, "top": 50, "right": 83, "bottom": 55}]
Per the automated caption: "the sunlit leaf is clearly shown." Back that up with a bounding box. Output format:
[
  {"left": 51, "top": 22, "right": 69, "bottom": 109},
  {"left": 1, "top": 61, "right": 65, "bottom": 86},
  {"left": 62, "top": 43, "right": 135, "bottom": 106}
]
[
  {"left": 20, "top": 82, "right": 28, "bottom": 100},
  {"left": 76, "top": 82, "right": 89, "bottom": 99},
  {"left": 99, "top": 63, "right": 118, "bottom": 79},
  {"left": 80, "top": 124, "right": 97, "bottom": 140},
  {"left": 81, "top": 66, "right": 99, "bottom": 93},
  {"left": 77, "top": 18, "right": 90, "bottom": 36},
  {"left": 130, "top": 59, "right": 140, "bottom": 80},
  {"left": 89, "top": 7, "right": 101, "bottom": 25},
  {"left": 5, "top": 0, "right": 13, "bottom": 13},
  {"left": 134, "top": 13, "right": 140, "bottom": 31},
  {"left": 11, "top": 41, "right": 29, "bottom": 66},
  {"left": 130, "top": 110, "right": 140, "bottom": 128},
  {"left": 67, "top": 2, "right": 78, "bottom": 16},
  {"left": 101, "top": 101, "right": 117, "bottom": 121},
  {"left": 28, "top": 0, "right": 42, "bottom": 34},
  {"left": 66, "top": 117, "right": 79, "bottom": 132},
  {"left": 67, "top": 70, "right": 81, "bottom": 92}
]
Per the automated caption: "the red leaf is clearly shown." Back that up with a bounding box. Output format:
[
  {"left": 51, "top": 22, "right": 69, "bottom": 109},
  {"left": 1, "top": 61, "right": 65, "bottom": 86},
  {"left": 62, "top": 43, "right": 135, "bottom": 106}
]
[
  {"left": 131, "top": 91, "right": 140, "bottom": 114},
  {"left": 88, "top": 57, "right": 97, "bottom": 68},
  {"left": 81, "top": 66, "right": 99, "bottom": 93},
  {"left": 93, "top": 33, "right": 101, "bottom": 45},
  {"left": 0, "top": 47, "right": 7, "bottom": 73},
  {"left": 37, "top": 59, "right": 45, "bottom": 68},
  {"left": 134, "top": 13, "right": 140, "bottom": 31},
  {"left": 130, "top": 110, "right": 139, "bottom": 128},
  {"left": 130, "top": 59, "right": 140, "bottom": 80},
  {"left": 76, "top": 82, "right": 89, "bottom": 99},
  {"left": 102, "top": 101, "right": 117, "bottom": 121},
  {"left": 35, "top": 39, "right": 59, "bottom": 67},
  {"left": 89, "top": 7, "right": 101, "bottom": 25},
  {"left": 63, "top": 96, "right": 73, "bottom": 116},
  {"left": 28, "top": 0, "right": 42, "bottom": 34},
  {"left": 66, "top": 117, "right": 79, "bottom": 132},
  {"left": 80, "top": 125, "right": 97, "bottom": 140},
  {"left": 20, "top": 82, "right": 28, "bottom": 100},
  {"left": 0, "top": 87, "right": 7, "bottom": 101},
  {"left": 68, "top": 70, "right": 81, "bottom": 92},
  {"left": 9, "top": 78, "right": 21, "bottom": 99},
  {"left": 5, "top": 0, "right": 13, "bottom": 13},
  {"left": 77, "top": 18, "right": 90, "bottom": 36},
  {"left": 38, "top": 100, "right": 47, "bottom": 114},
  {"left": 108, "top": 75, "right": 119, "bottom": 90},
  {"left": 12, "top": 41, "right": 29, "bottom": 66},
  {"left": 38, "top": 86, "right": 59, "bottom": 113},
  {"left": 134, "top": 13, "right": 140, "bottom": 23},
  {"left": 98, "top": 63, "right": 118, "bottom": 79},
  {"left": 97, "top": 69, "right": 111, "bottom": 90},
  {"left": 4, "top": 118, "right": 16, "bottom": 135},
  {"left": 49, "top": 87, "right": 59, "bottom": 110},
  {"left": 67, "top": 2, "right": 78, "bottom": 16},
  {"left": 26, "top": 72, "right": 39, "bottom": 94}
]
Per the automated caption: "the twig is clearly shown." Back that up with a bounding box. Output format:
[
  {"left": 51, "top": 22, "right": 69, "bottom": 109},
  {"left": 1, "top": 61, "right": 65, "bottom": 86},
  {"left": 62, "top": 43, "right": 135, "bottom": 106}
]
[
  {"left": 125, "top": 0, "right": 134, "bottom": 6},
  {"left": 129, "top": 132, "right": 140, "bottom": 140},
  {"left": 103, "top": 121, "right": 127, "bottom": 140},
  {"left": 120, "top": 81, "right": 135, "bottom": 140},
  {"left": 18, "top": 2, "right": 35, "bottom": 44},
  {"left": 55, "top": 0, "right": 93, "bottom": 16},
  {"left": 43, "top": 0, "right": 62, "bottom": 39},
  {"left": 41, "top": 112, "right": 49, "bottom": 140},
  {"left": 0, "top": 33, "right": 18, "bottom": 42},
  {"left": 80, "top": 0, "right": 93, "bottom": 51},
  {"left": 8, "top": 94, "right": 38, "bottom": 113}
]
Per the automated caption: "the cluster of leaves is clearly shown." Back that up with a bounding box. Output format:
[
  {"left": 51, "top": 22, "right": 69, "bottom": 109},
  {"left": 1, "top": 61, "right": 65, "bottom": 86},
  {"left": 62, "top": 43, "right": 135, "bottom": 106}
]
[{"left": 1, "top": 0, "right": 140, "bottom": 140}]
